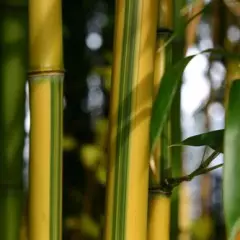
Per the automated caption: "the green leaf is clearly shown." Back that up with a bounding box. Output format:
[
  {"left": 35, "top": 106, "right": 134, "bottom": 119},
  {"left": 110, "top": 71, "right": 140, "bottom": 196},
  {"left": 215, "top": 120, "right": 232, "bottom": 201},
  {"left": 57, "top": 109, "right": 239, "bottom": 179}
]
[
  {"left": 150, "top": 55, "right": 195, "bottom": 153},
  {"left": 224, "top": 79, "right": 240, "bottom": 238},
  {"left": 176, "top": 130, "right": 224, "bottom": 153},
  {"left": 150, "top": 50, "right": 240, "bottom": 154}
]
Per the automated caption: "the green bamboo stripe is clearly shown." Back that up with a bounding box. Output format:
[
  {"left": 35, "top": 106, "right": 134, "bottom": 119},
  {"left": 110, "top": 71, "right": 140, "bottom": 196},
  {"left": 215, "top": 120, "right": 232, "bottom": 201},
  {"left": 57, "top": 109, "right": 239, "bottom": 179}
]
[
  {"left": 159, "top": 36, "right": 173, "bottom": 182},
  {"left": 173, "top": 0, "right": 185, "bottom": 38},
  {"left": 165, "top": 42, "right": 172, "bottom": 178},
  {"left": 170, "top": 1, "right": 185, "bottom": 238},
  {"left": 170, "top": 86, "right": 181, "bottom": 240},
  {"left": 160, "top": 120, "right": 172, "bottom": 181},
  {"left": 170, "top": 41, "right": 184, "bottom": 240},
  {"left": 160, "top": 123, "right": 169, "bottom": 181},
  {"left": 50, "top": 75, "right": 63, "bottom": 240},
  {"left": 112, "top": 1, "right": 138, "bottom": 239}
]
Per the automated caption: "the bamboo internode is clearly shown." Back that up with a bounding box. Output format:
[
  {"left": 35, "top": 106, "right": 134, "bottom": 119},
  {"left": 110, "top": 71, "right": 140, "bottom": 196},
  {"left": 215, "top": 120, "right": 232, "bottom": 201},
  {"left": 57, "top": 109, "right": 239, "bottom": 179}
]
[
  {"left": 104, "top": 1, "right": 158, "bottom": 239},
  {"left": 28, "top": 0, "right": 64, "bottom": 239}
]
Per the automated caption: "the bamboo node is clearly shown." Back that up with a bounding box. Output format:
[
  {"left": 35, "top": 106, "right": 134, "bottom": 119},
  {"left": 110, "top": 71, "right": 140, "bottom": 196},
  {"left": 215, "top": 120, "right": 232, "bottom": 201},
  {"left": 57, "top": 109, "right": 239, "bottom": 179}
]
[
  {"left": 149, "top": 184, "right": 172, "bottom": 197},
  {"left": 28, "top": 71, "right": 65, "bottom": 81}
]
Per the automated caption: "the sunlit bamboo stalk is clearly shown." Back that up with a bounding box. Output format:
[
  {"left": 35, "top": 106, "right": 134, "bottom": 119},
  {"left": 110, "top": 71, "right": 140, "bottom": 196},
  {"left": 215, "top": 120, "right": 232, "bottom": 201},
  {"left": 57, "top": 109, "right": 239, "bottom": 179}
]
[
  {"left": 104, "top": 1, "right": 158, "bottom": 239},
  {"left": 148, "top": 1, "right": 173, "bottom": 240},
  {"left": 0, "top": 1, "right": 28, "bottom": 239},
  {"left": 28, "top": 0, "right": 64, "bottom": 239},
  {"left": 148, "top": 40, "right": 172, "bottom": 240},
  {"left": 148, "top": 193, "right": 171, "bottom": 240}
]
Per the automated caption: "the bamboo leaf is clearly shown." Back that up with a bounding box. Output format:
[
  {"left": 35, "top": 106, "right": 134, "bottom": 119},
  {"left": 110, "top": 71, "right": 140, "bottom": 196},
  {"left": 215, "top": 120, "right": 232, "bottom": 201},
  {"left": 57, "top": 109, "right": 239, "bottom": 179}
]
[
  {"left": 172, "top": 129, "right": 224, "bottom": 153},
  {"left": 224, "top": 79, "right": 240, "bottom": 238},
  {"left": 150, "top": 55, "right": 195, "bottom": 153},
  {"left": 150, "top": 50, "right": 240, "bottom": 153}
]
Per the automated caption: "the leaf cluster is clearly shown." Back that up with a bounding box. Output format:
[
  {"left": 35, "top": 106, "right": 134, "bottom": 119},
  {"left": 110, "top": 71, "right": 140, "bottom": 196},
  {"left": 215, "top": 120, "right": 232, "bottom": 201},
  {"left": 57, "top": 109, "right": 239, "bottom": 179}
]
[{"left": 149, "top": 48, "right": 240, "bottom": 191}]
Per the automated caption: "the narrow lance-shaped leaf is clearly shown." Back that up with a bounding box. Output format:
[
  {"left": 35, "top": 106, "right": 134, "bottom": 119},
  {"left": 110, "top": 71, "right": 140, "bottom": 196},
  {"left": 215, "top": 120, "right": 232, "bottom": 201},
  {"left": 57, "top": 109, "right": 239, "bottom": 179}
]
[
  {"left": 224, "top": 79, "right": 240, "bottom": 239},
  {"left": 150, "top": 49, "right": 240, "bottom": 154},
  {"left": 171, "top": 129, "right": 224, "bottom": 153},
  {"left": 150, "top": 55, "right": 194, "bottom": 153}
]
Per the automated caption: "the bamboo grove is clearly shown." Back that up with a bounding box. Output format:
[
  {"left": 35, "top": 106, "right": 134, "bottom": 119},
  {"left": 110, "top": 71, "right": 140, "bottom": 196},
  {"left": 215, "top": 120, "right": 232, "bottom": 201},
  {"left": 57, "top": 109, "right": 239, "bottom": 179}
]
[{"left": 0, "top": 0, "right": 239, "bottom": 239}]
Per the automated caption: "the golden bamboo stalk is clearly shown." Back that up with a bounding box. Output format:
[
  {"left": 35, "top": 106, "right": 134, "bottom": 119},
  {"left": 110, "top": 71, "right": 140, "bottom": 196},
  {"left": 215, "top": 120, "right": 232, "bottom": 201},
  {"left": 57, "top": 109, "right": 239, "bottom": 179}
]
[
  {"left": 104, "top": 0, "right": 158, "bottom": 239},
  {"left": 148, "top": 194, "right": 171, "bottom": 240},
  {"left": 150, "top": 38, "right": 167, "bottom": 184},
  {"left": 148, "top": 1, "right": 173, "bottom": 240},
  {"left": 28, "top": 0, "right": 64, "bottom": 239}
]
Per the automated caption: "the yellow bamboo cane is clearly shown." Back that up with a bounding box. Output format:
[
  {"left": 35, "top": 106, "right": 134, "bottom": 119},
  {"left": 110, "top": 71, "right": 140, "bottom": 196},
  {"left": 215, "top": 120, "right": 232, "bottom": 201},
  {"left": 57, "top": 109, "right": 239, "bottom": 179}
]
[
  {"left": 148, "top": 1, "right": 172, "bottom": 240},
  {"left": 104, "top": 0, "right": 158, "bottom": 239},
  {"left": 28, "top": 0, "right": 64, "bottom": 239}
]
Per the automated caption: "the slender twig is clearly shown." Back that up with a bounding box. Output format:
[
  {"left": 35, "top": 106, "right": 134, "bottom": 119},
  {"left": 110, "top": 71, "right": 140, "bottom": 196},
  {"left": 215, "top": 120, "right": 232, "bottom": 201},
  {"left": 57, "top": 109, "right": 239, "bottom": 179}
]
[
  {"left": 168, "top": 163, "right": 223, "bottom": 188},
  {"left": 201, "top": 146, "right": 208, "bottom": 164},
  {"left": 150, "top": 148, "right": 222, "bottom": 193},
  {"left": 201, "top": 150, "right": 220, "bottom": 168},
  {"left": 167, "top": 150, "right": 221, "bottom": 188}
]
